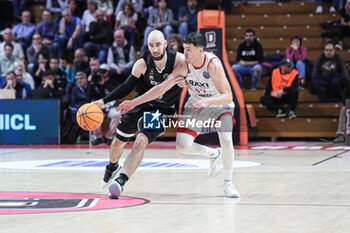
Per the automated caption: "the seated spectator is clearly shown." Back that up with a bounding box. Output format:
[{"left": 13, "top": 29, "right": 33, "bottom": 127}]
[
  {"left": 58, "top": 8, "right": 84, "bottom": 58},
  {"left": 35, "top": 9, "right": 60, "bottom": 56},
  {"left": 0, "top": 43, "right": 20, "bottom": 77},
  {"left": 46, "top": 0, "right": 69, "bottom": 22},
  {"left": 84, "top": 9, "right": 113, "bottom": 63},
  {"left": 315, "top": 0, "right": 337, "bottom": 14},
  {"left": 97, "top": 0, "right": 114, "bottom": 22},
  {"left": 26, "top": 33, "right": 51, "bottom": 75},
  {"left": 260, "top": 58, "right": 299, "bottom": 119},
  {"left": 69, "top": 0, "right": 84, "bottom": 18},
  {"left": 12, "top": 10, "right": 35, "bottom": 50},
  {"left": 311, "top": 42, "right": 349, "bottom": 103},
  {"left": 231, "top": 29, "right": 264, "bottom": 90},
  {"left": 82, "top": 0, "right": 98, "bottom": 32},
  {"left": 14, "top": 62, "right": 35, "bottom": 90},
  {"left": 167, "top": 0, "right": 187, "bottom": 21},
  {"left": 115, "top": 0, "right": 143, "bottom": 16},
  {"left": 70, "top": 71, "right": 91, "bottom": 119},
  {"left": 49, "top": 57, "right": 70, "bottom": 108},
  {"left": 168, "top": 33, "right": 184, "bottom": 53},
  {"left": 33, "top": 52, "right": 50, "bottom": 88},
  {"left": 1, "top": 71, "right": 32, "bottom": 99},
  {"left": 107, "top": 30, "right": 135, "bottom": 83},
  {"left": 142, "top": 0, "right": 173, "bottom": 54},
  {"left": 59, "top": 57, "right": 75, "bottom": 85},
  {"left": 14, "top": 69, "right": 33, "bottom": 98},
  {"left": 286, "top": 36, "right": 307, "bottom": 87},
  {"left": 336, "top": 0, "right": 350, "bottom": 50},
  {"left": 33, "top": 70, "right": 64, "bottom": 99},
  {"left": 115, "top": 3, "right": 138, "bottom": 45},
  {"left": 0, "top": 28, "right": 25, "bottom": 61},
  {"left": 74, "top": 48, "right": 90, "bottom": 75},
  {"left": 178, "top": 0, "right": 202, "bottom": 38}
]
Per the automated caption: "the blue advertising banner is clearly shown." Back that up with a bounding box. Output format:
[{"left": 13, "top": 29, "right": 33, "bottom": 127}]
[{"left": 0, "top": 100, "right": 59, "bottom": 144}]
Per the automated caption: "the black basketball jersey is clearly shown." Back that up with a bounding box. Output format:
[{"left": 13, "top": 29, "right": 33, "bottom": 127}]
[{"left": 135, "top": 48, "right": 181, "bottom": 108}]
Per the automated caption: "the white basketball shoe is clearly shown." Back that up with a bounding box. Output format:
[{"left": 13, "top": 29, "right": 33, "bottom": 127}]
[
  {"left": 224, "top": 181, "right": 240, "bottom": 198},
  {"left": 108, "top": 181, "right": 123, "bottom": 199},
  {"left": 208, "top": 148, "right": 222, "bottom": 178}
]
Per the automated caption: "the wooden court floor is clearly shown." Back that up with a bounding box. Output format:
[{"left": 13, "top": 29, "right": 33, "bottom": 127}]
[{"left": 0, "top": 143, "right": 349, "bottom": 233}]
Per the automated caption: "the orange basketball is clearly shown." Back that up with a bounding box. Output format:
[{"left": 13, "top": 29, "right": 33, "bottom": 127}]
[{"left": 76, "top": 103, "right": 104, "bottom": 131}]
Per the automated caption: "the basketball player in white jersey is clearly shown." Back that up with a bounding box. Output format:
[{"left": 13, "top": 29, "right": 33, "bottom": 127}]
[{"left": 117, "top": 32, "right": 240, "bottom": 198}]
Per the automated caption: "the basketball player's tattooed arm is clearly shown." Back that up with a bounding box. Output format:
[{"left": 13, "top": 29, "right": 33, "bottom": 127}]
[
  {"left": 117, "top": 53, "right": 188, "bottom": 114},
  {"left": 192, "top": 58, "right": 233, "bottom": 109},
  {"left": 92, "top": 59, "right": 146, "bottom": 107}
]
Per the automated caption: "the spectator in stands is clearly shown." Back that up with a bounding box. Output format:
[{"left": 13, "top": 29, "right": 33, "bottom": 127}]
[
  {"left": 82, "top": 0, "right": 98, "bottom": 32},
  {"left": 167, "top": 0, "right": 187, "bottom": 21},
  {"left": 97, "top": 0, "right": 114, "bottom": 22},
  {"left": 315, "top": 0, "right": 337, "bottom": 14},
  {"left": 14, "top": 69, "right": 33, "bottom": 98},
  {"left": 178, "top": 0, "right": 202, "bottom": 38},
  {"left": 1, "top": 71, "right": 32, "bottom": 99},
  {"left": 69, "top": 0, "right": 84, "bottom": 18},
  {"left": 286, "top": 36, "right": 307, "bottom": 87},
  {"left": 59, "top": 57, "right": 75, "bottom": 84},
  {"left": 115, "top": 0, "right": 143, "bottom": 16},
  {"left": 70, "top": 71, "right": 91, "bottom": 121},
  {"left": 84, "top": 9, "right": 113, "bottom": 63},
  {"left": 0, "top": 28, "right": 25, "bottom": 61},
  {"left": 74, "top": 48, "right": 90, "bottom": 75},
  {"left": 33, "top": 52, "right": 50, "bottom": 88},
  {"left": 33, "top": 70, "right": 64, "bottom": 99},
  {"left": 336, "top": 0, "right": 350, "bottom": 50},
  {"left": 142, "top": 0, "right": 173, "bottom": 54},
  {"left": 49, "top": 57, "right": 68, "bottom": 90},
  {"left": 46, "top": 0, "right": 69, "bottom": 22},
  {"left": 87, "top": 62, "right": 121, "bottom": 145},
  {"left": 231, "top": 29, "right": 264, "bottom": 90},
  {"left": 58, "top": 8, "right": 84, "bottom": 58},
  {"left": 115, "top": 3, "right": 138, "bottom": 45},
  {"left": 0, "top": 44, "right": 20, "bottom": 77},
  {"left": 168, "top": 33, "right": 184, "bottom": 53},
  {"left": 14, "top": 61, "right": 35, "bottom": 90},
  {"left": 35, "top": 9, "right": 60, "bottom": 57},
  {"left": 260, "top": 58, "right": 299, "bottom": 119},
  {"left": 12, "top": 10, "right": 36, "bottom": 51},
  {"left": 311, "top": 42, "right": 349, "bottom": 103},
  {"left": 26, "top": 33, "right": 51, "bottom": 75},
  {"left": 107, "top": 30, "right": 135, "bottom": 83}
]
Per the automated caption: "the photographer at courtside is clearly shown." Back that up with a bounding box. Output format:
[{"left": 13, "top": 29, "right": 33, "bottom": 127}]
[{"left": 88, "top": 60, "right": 121, "bottom": 145}]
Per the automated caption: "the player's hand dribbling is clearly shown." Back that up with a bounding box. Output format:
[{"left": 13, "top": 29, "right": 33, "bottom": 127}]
[
  {"left": 116, "top": 100, "right": 137, "bottom": 115},
  {"left": 92, "top": 99, "right": 104, "bottom": 108}
]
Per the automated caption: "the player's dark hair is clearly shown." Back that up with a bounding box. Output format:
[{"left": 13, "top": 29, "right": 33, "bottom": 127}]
[{"left": 183, "top": 32, "right": 207, "bottom": 48}]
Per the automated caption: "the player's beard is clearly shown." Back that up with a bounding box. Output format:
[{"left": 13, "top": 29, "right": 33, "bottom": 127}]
[{"left": 151, "top": 47, "right": 166, "bottom": 61}]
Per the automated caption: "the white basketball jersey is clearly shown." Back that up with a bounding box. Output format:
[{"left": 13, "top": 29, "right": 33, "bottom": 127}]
[{"left": 186, "top": 52, "right": 221, "bottom": 101}]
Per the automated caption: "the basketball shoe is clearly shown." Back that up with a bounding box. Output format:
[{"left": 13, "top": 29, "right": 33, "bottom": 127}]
[
  {"left": 224, "top": 181, "right": 240, "bottom": 198},
  {"left": 208, "top": 148, "right": 222, "bottom": 178},
  {"left": 108, "top": 181, "right": 123, "bottom": 199},
  {"left": 101, "top": 164, "right": 122, "bottom": 189}
]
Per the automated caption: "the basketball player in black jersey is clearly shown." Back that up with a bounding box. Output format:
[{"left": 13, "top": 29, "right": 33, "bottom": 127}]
[{"left": 94, "top": 30, "right": 187, "bottom": 199}]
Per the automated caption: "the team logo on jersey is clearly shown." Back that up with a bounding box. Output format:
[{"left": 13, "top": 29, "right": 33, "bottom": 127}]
[
  {"left": 202, "top": 71, "right": 210, "bottom": 79},
  {"left": 188, "top": 80, "right": 209, "bottom": 88},
  {"left": 149, "top": 69, "right": 155, "bottom": 81}
]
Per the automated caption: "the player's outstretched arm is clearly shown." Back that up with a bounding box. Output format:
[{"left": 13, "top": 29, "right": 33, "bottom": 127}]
[
  {"left": 92, "top": 59, "right": 146, "bottom": 107},
  {"left": 193, "top": 58, "right": 233, "bottom": 109},
  {"left": 117, "top": 53, "right": 188, "bottom": 114}
]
